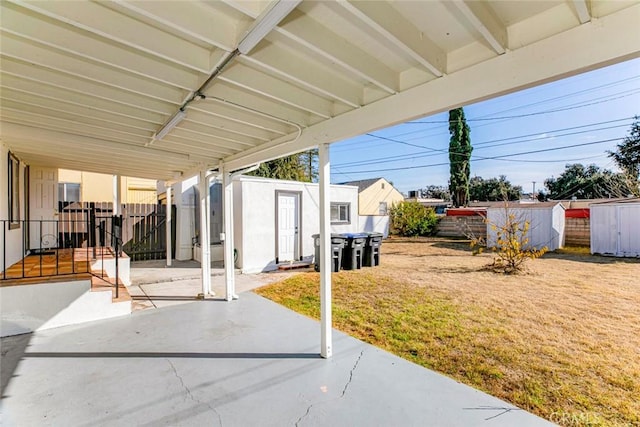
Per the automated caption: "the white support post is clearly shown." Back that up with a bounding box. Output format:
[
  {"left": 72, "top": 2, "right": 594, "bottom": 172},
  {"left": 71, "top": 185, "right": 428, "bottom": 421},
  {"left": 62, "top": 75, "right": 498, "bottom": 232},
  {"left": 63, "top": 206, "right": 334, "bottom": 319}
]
[
  {"left": 222, "top": 166, "right": 236, "bottom": 301},
  {"left": 165, "top": 183, "right": 172, "bottom": 267},
  {"left": 112, "top": 175, "right": 121, "bottom": 215},
  {"left": 319, "top": 143, "right": 332, "bottom": 359},
  {"left": 199, "top": 170, "right": 212, "bottom": 296}
]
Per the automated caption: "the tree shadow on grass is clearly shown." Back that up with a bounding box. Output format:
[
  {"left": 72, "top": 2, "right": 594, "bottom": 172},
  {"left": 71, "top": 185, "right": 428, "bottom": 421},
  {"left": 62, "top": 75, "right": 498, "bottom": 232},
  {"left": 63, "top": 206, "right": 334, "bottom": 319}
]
[
  {"left": 543, "top": 251, "right": 640, "bottom": 265},
  {"left": 436, "top": 266, "right": 487, "bottom": 274},
  {"left": 384, "top": 240, "right": 472, "bottom": 257}
]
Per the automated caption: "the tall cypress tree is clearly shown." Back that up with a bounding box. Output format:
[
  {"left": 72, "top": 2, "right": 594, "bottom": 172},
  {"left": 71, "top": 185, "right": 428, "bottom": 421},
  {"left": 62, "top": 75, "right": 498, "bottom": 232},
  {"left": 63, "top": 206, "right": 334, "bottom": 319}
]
[{"left": 448, "top": 107, "right": 472, "bottom": 207}]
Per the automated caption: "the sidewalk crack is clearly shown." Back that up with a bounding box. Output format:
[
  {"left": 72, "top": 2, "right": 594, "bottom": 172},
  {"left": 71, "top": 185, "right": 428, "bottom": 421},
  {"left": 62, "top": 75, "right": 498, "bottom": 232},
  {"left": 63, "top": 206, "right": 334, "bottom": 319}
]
[
  {"left": 294, "top": 350, "right": 365, "bottom": 426},
  {"left": 294, "top": 404, "right": 313, "bottom": 427},
  {"left": 340, "top": 350, "right": 364, "bottom": 398},
  {"left": 167, "top": 359, "right": 223, "bottom": 426}
]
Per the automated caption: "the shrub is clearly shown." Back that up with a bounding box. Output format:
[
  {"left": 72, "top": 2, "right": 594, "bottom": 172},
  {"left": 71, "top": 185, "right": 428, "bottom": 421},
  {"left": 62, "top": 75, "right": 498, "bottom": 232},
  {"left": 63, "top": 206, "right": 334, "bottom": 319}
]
[
  {"left": 470, "top": 204, "right": 547, "bottom": 274},
  {"left": 389, "top": 201, "right": 439, "bottom": 237}
]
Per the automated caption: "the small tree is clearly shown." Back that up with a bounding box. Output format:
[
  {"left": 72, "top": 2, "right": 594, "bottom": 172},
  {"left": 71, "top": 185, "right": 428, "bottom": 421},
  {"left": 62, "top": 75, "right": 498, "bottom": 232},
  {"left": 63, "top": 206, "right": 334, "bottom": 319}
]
[
  {"left": 470, "top": 202, "right": 547, "bottom": 274},
  {"left": 389, "top": 201, "right": 439, "bottom": 237}
]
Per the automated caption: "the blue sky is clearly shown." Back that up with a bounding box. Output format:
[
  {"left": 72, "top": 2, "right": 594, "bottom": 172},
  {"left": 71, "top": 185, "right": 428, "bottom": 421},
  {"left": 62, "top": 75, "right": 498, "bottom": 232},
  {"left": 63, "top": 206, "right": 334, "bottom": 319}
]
[{"left": 330, "top": 57, "right": 640, "bottom": 195}]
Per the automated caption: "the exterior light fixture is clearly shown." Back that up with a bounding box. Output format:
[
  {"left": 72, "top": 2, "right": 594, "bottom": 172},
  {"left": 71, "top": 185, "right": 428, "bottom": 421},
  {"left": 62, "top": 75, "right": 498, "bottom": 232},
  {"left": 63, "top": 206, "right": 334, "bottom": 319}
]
[
  {"left": 153, "top": 109, "right": 187, "bottom": 141},
  {"left": 237, "top": 0, "right": 301, "bottom": 54}
]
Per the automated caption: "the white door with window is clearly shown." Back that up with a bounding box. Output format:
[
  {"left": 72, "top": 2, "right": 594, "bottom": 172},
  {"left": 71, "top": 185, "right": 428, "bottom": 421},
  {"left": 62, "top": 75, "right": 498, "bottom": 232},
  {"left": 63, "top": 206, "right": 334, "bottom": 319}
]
[
  {"left": 29, "top": 167, "right": 58, "bottom": 249},
  {"left": 277, "top": 193, "right": 299, "bottom": 262}
]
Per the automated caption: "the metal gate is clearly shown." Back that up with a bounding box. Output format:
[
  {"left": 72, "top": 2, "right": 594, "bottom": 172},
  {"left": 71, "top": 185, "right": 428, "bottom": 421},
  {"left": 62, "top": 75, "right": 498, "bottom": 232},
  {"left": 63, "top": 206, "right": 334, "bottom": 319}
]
[
  {"left": 57, "top": 202, "right": 176, "bottom": 261},
  {"left": 123, "top": 204, "right": 177, "bottom": 261}
]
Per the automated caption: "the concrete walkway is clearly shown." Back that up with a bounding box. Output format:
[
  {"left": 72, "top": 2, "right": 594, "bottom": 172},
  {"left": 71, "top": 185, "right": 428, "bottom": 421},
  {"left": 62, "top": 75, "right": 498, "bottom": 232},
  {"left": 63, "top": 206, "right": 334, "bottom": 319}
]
[{"left": 1, "top": 293, "right": 551, "bottom": 426}]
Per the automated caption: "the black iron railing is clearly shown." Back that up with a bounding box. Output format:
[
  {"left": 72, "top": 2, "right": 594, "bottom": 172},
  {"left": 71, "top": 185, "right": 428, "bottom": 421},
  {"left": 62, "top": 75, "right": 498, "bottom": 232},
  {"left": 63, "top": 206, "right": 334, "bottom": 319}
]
[
  {"left": 1, "top": 214, "right": 123, "bottom": 298},
  {"left": 1, "top": 219, "right": 91, "bottom": 280}
]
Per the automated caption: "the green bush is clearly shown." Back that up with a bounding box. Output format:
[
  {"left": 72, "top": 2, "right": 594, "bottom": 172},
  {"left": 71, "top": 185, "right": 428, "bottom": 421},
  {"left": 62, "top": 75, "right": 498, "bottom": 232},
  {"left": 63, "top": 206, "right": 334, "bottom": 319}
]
[{"left": 389, "top": 201, "right": 439, "bottom": 237}]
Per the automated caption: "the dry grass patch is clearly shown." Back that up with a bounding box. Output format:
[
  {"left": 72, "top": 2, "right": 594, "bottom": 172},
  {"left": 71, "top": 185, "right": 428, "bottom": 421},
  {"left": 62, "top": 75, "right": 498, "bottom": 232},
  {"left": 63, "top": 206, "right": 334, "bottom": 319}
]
[{"left": 256, "top": 237, "right": 640, "bottom": 427}]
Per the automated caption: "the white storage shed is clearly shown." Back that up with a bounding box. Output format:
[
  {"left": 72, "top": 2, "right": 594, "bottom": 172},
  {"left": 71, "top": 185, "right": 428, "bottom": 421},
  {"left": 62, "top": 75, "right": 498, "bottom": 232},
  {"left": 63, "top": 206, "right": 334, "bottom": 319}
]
[
  {"left": 590, "top": 198, "right": 640, "bottom": 257},
  {"left": 486, "top": 202, "right": 565, "bottom": 251}
]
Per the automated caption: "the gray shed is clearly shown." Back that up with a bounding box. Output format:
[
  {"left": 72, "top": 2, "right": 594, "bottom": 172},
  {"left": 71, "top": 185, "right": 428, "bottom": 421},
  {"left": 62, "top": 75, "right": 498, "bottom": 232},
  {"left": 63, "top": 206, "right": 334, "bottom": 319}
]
[
  {"left": 590, "top": 198, "right": 640, "bottom": 257},
  {"left": 486, "top": 202, "right": 565, "bottom": 251}
]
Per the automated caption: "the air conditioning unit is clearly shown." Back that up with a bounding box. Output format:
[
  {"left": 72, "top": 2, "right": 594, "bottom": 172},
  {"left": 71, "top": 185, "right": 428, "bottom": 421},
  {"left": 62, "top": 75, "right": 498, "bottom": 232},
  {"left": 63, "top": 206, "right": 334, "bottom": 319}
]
[{"left": 408, "top": 190, "right": 418, "bottom": 198}]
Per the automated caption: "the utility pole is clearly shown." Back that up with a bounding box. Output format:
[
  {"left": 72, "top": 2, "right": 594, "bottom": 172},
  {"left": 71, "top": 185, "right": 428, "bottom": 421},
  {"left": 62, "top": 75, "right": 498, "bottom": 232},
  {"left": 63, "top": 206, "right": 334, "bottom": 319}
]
[{"left": 532, "top": 181, "right": 536, "bottom": 200}]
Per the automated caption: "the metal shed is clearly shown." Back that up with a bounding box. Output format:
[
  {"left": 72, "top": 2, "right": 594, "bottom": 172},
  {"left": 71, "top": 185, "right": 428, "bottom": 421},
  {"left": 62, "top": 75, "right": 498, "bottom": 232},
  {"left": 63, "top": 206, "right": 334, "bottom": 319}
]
[
  {"left": 486, "top": 202, "right": 565, "bottom": 252},
  {"left": 590, "top": 198, "right": 640, "bottom": 257}
]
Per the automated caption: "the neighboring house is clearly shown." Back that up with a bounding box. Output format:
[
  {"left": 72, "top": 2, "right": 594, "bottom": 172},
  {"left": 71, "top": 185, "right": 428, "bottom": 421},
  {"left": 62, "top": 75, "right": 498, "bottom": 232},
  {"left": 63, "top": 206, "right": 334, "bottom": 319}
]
[
  {"left": 165, "top": 175, "right": 359, "bottom": 274},
  {"left": 58, "top": 169, "right": 157, "bottom": 204},
  {"left": 339, "top": 177, "right": 404, "bottom": 237}
]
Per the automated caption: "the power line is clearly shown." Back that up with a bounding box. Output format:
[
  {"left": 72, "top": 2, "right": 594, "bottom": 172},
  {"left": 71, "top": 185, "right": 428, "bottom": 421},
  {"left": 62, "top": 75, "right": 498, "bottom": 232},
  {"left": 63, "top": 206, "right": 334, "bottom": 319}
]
[
  {"left": 333, "top": 137, "right": 622, "bottom": 174},
  {"left": 332, "top": 86, "right": 639, "bottom": 152},
  {"left": 407, "top": 89, "right": 640, "bottom": 124},
  {"left": 337, "top": 125, "right": 629, "bottom": 168},
  {"left": 333, "top": 119, "right": 633, "bottom": 168}
]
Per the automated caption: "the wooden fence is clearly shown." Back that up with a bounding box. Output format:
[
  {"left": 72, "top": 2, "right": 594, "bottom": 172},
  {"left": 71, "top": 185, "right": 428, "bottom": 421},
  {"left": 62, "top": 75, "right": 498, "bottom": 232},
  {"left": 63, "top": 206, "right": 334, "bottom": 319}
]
[
  {"left": 564, "top": 217, "right": 590, "bottom": 246},
  {"left": 436, "top": 216, "right": 486, "bottom": 239},
  {"left": 435, "top": 213, "right": 591, "bottom": 247}
]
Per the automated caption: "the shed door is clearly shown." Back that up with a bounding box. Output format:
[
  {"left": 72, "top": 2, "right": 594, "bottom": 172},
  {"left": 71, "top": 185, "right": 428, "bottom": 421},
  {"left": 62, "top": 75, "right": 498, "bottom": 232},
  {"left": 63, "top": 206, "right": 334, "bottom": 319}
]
[
  {"left": 618, "top": 206, "right": 640, "bottom": 256},
  {"left": 277, "top": 193, "right": 299, "bottom": 262},
  {"left": 29, "top": 167, "right": 58, "bottom": 249}
]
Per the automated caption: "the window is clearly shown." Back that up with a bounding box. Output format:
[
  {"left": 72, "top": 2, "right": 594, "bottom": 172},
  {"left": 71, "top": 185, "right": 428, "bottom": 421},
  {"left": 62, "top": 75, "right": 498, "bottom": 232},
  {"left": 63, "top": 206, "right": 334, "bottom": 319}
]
[
  {"left": 331, "top": 202, "right": 350, "bottom": 224},
  {"left": 378, "top": 202, "right": 388, "bottom": 215},
  {"left": 8, "top": 152, "right": 20, "bottom": 229},
  {"left": 58, "top": 183, "right": 81, "bottom": 202}
]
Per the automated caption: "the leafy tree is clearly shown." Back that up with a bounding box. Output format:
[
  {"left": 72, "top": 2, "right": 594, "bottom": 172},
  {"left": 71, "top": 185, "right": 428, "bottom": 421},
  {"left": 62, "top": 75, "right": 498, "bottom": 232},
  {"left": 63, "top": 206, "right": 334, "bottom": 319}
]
[
  {"left": 469, "top": 175, "right": 522, "bottom": 201},
  {"left": 299, "top": 148, "right": 319, "bottom": 182},
  {"left": 418, "top": 185, "right": 450, "bottom": 200},
  {"left": 607, "top": 117, "right": 640, "bottom": 195},
  {"left": 389, "top": 201, "right": 439, "bottom": 237},
  {"left": 544, "top": 163, "right": 634, "bottom": 200},
  {"left": 250, "top": 150, "right": 318, "bottom": 182},
  {"left": 448, "top": 107, "right": 472, "bottom": 207}
]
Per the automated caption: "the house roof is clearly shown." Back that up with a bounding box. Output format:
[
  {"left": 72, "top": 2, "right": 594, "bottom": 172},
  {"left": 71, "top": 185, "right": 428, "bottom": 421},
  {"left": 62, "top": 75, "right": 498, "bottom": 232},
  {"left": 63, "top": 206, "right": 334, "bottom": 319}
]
[
  {"left": 0, "top": 1, "right": 637, "bottom": 181},
  {"left": 338, "top": 178, "right": 386, "bottom": 193},
  {"left": 590, "top": 197, "right": 640, "bottom": 206}
]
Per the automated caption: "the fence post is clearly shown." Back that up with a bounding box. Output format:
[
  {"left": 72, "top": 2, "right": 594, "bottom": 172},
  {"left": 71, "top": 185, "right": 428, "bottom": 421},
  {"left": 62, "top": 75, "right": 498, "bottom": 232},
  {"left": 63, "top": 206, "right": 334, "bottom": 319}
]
[
  {"left": 90, "top": 202, "right": 96, "bottom": 259},
  {"left": 113, "top": 214, "right": 123, "bottom": 299}
]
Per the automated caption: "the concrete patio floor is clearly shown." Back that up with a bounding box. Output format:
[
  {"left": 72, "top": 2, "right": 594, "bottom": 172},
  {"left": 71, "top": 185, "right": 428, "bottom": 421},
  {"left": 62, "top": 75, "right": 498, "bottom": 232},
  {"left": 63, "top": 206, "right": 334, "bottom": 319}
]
[
  {"left": 127, "top": 259, "right": 301, "bottom": 310},
  {"left": 1, "top": 291, "right": 552, "bottom": 426}
]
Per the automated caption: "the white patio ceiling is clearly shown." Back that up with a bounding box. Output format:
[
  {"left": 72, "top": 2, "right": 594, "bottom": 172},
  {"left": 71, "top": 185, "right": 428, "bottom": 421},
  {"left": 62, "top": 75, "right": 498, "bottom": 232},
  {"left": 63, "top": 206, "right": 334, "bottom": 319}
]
[{"left": 1, "top": 0, "right": 638, "bottom": 181}]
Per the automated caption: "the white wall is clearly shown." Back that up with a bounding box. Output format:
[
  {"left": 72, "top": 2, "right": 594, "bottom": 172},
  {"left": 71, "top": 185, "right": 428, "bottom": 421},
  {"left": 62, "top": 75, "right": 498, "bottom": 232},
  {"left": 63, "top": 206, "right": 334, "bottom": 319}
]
[
  {"left": 172, "top": 175, "right": 359, "bottom": 271},
  {"left": 1, "top": 279, "right": 130, "bottom": 337},
  {"left": 358, "top": 215, "right": 390, "bottom": 238},
  {"left": 591, "top": 202, "right": 640, "bottom": 257},
  {"left": 1, "top": 144, "right": 27, "bottom": 271},
  {"left": 486, "top": 204, "right": 565, "bottom": 251},
  {"left": 235, "top": 176, "right": 358, "bottom": 273},
  {"left": 168, "top": 175, "right": 199, "bottom": 261}
]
